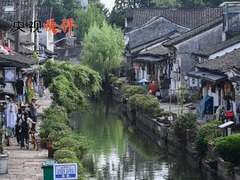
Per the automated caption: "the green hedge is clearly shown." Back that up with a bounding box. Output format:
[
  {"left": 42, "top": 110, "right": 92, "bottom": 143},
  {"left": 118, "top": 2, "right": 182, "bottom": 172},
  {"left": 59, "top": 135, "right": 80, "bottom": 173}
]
[
  {"left": 142, "top": 99, "right": 160, "bottom": 117},
  {"left": 194, "top": 120, "right": 222, "bottom": 158},
  {"left": 171, "top": 112, "right": 198, "bottom": 143},
  {"left": 122, "top": 85, "right": 146, "bottom": 98},
  {"left": 129, "top": 94, "right": 154, "bottom": 109},
  {"left": 40, "top": 105, "right": 91, "bottom": 179},
  {"left": 214, "top": 134, "right": 240, "bottom": 166}
]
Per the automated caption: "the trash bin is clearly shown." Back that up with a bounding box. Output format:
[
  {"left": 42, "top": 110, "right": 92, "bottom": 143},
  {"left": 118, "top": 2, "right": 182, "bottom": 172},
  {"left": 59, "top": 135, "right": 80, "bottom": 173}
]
[{"left": 42, "top": 161, "right": 55, "bottom": 180}]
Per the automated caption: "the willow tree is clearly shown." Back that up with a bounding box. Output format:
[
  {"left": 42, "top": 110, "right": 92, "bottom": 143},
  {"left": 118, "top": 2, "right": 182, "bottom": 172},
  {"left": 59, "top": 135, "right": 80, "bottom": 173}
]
[
  {"left": 40, "top": 60, "right": 102, "bottom": 112},
  {"left": 81, "top": 22, "right": 125, "bottom": 87},
  {"left": 75, "top": 3, "right": 107, "bottom": 42}
]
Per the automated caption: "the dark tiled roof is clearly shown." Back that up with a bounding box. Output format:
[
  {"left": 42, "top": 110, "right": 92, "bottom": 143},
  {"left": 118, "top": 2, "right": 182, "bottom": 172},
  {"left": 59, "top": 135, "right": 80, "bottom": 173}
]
[
  {"left": 0, "top": 53, "right": 37, "bottom": 68},
  {"left": 54, "top": 45, "right": 81, "bottom": 60},
  {"left": 187, "top": 70, "right": 227, "bottom": 83},
  {"left": 19, "top": 47, "right": 34, "bottom": 55},
  {"left": 196, "top": 48, "right": 240, "bottom": 73},
  {"left": 0, "top": 1, "right": 52, "bottom": 24},
  {"left": 131, "top": 8, "right": 222, "bottom": 30},
  {"left": 163, "top": 17, "right": 223, "bottom": 47},
  {"left": 44, "top": 49, "right": 58, "bottom": 55},
  {"left": 193, "top": 35, "right": 240, "bottom": 57},
  {"left": 127, "top": 17, "right": 189, "bottom": 49},
  {"left": 7, "top": 33, "right": 35, "bottom": 46},
  {"left": 125, "top": 8, "right": 134, "bottom": 19},
  {"left": 0, "top": 18, "right": 12, "bottom": 31},
  {"left": 139, "top": 45, "right": 169, "bottom": 56},
  {"left": 133, "top": 56, "right": 166, "bottom": 63}
]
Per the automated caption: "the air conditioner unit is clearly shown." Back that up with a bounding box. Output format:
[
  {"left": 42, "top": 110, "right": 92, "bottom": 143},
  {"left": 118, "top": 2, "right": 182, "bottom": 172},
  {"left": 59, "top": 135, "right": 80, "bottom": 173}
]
[
  {"left": 189, "top": 77, "right": 198, "bottom": 87},
  {"left": 173, "top": 63, "right": 179, "bottom": 72}
]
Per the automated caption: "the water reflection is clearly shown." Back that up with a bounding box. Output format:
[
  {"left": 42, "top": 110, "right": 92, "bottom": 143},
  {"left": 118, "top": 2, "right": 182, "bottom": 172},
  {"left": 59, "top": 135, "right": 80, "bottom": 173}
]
[{"left": 72, "top": 97, "right": 218, "bottom": 180}]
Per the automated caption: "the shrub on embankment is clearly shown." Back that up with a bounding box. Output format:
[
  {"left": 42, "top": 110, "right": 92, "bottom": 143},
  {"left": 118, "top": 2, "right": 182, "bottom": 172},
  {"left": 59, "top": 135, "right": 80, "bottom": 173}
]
[
  {"left": 122, "top": 85, "right": 147, "bottom": 99},
  {"left": 194, "top": 120, "right": 222, "bottom": 158},
  {"left": 213, "top": 134, "right": 240, "bottom": 167},
  {"left": 170, "top": 112, "right": 199, "bottom": 144},
  {"left": 129, "top": 94, "right": 162, "bottom": 117},
  {"left": 40, "top": 105, "right": 91, "bottom": 177},
  {"left": 39, "top": 60, "right": 102, "bottom": 179},
  {"left": 40, "top": 60, "right": 102, "bottom": 113},
  {"left": 123, "top": 85, "right": 168, "bottom": 116}
]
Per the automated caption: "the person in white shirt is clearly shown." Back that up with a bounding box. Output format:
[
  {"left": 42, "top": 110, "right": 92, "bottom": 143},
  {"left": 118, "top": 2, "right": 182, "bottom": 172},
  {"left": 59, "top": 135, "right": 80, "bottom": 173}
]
[{"left": 5, "top": 98, "right": 18, "bottom": 146}]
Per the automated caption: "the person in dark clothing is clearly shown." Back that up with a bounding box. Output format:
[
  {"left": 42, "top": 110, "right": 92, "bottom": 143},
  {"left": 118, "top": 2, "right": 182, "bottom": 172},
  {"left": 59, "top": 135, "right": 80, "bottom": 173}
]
[
  {"left": 16, "top": 77, "right": 25, "bottom": 106},
  {"left": 20, "top": 111, "right": 36, "bottom": 149},
  {"left": 16, "top": 77, "right": 24, "bottom": 95},
  {"left": 15, "top": 109, "right": 23, "bottom": 145},
  {"left": 29, "top": 98, "right": 40, "bottom": 131}
]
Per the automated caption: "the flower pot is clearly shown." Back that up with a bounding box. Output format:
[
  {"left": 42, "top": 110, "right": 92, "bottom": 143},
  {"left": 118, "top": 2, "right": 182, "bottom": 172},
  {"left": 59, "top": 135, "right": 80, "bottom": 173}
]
[
  {"left": 41, "top": 141, "right": 47, "bottom": 149},
  {"left": 0, "top": 154, "right": 9, "bottom": 174},
  {"left": 48, "top": 147, "right": 56, "bottom": 158},
  {"left": 46, "top": 141, "right": 53, "bottom": 149}
]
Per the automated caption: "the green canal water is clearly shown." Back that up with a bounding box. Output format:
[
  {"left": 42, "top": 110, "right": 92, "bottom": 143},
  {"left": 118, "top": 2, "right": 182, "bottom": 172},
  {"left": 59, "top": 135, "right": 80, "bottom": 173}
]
[{"left": 72, "top": 96, "right": 219, "bottom": 180}]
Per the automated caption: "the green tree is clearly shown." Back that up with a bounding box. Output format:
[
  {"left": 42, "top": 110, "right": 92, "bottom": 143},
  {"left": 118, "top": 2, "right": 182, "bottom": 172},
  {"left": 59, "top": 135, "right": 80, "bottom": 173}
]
[
  {"left": 171, "top": 112, "right": 198, "bottom": 143},
  {"left": 109, "top": 0, "right": 127, "bottom": 29},
  {"left": 194, "top": 120, "right": 222, "bottom": 158},
  {"left": 38, "top": 0, "right": 80, "bottom": 24},
  {"left": 75, "top": 3, "right": 107, "bottom": 42},
  {"left": 127, "top": 0, "right": 156, "bottom": 8},
  {"left": 81, "top": 22, "right": 125, "bottom": 82},
  {"left": 180, "top": 0, "right": 205, "bottom": 7},
  {"left": 109, "top": 0, "right": 156, "bottom": 29},
  {"left": 40, "top": 60, "right": 102, "bottom": 112},
  {"left": 177, "top": 85, "right": 188, "bottom": 114},
  {"left": 202, "top": 0, "right": 224, "bottom": 7},
  {"left": 151, "top": 0, "right": 180, "bottom": 7}
]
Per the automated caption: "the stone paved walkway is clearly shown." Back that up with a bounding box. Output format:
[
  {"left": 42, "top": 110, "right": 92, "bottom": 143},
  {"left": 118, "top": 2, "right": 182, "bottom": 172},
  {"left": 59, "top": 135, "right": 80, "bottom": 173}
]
[{"left": 0, "top": 89, "right": 53, "bottom": 180}]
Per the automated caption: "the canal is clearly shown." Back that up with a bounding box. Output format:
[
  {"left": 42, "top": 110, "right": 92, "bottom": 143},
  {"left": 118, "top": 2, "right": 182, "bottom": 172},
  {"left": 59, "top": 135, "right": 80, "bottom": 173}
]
[{"left": 72, "top": 96, "right": 219, "bottom": 180}]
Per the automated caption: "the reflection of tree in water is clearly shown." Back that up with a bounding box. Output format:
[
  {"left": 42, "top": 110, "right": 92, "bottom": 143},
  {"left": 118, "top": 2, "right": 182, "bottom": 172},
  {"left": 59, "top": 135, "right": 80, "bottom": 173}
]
[
  {"left": 80, "top": 100, "right": 126, "bottom": 155},
  {"left": 74, "top": 96, "right": 214, "bottom": 180},
  {"left": 77, "top": 97, "right": 126, "bottom": 179},
  {"left": 122, "top": 125, "right": 170, "bottom": 180}
]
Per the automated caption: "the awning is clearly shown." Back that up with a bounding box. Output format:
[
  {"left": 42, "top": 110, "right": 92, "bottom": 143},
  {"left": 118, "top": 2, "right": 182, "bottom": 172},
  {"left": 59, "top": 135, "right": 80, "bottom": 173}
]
[
  {"left": 187, "top": 71, "right": 227, "bottom": 83},
  {"left": 22, "top": 64, "right": 39, "bottom": 74},
  {"left": 219, "top": 121, "right": 234, "bottom": 129},
  {"left": 199, "top": 95, "right": 213, "bottom": 118},
  {"left": 133, "top": 56, "right": 165, "bottom": 63},
  {"left": 230, "top": 76, "right": 240, "bottom": 83}
]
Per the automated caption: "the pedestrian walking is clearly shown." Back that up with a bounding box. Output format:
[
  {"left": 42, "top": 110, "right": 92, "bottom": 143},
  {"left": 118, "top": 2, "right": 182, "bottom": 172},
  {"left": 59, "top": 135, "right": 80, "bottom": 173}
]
[
  {"left": 5, "top": 98, "right": 18, "bottom": 146},
  {"left": 29, "top": 97, "right": 41, "bottom": 131},
  {"left": 19, "top": 111, "right": 36, "bottom": 149},
  {"left": 149, "top": 81, "right": 157, "bottom": 96},
  {"left": 15, "top": 109, "right": 23, "bottom": 145}
]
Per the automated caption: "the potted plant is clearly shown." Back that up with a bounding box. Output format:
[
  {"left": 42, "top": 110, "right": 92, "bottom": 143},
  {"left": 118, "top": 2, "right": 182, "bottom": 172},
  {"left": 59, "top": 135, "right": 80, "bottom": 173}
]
[{"left": 40, "top": 137, "right": 47, "bottom": 149}]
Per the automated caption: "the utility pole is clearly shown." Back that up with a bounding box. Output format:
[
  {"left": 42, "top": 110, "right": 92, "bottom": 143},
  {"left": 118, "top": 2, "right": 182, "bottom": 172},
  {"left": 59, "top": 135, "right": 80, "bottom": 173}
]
[
  {"left": 14, "top": 0, "right": 21, "bottom": 53},
  {"left": 33, "top": 0, "right": 38, "bottom": 51}
]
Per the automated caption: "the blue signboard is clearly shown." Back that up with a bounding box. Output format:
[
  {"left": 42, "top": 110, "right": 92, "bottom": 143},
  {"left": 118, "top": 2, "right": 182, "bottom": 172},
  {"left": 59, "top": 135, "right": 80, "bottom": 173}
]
[{"left": 53, "top": 163, "right": 78, "bottom": 180}]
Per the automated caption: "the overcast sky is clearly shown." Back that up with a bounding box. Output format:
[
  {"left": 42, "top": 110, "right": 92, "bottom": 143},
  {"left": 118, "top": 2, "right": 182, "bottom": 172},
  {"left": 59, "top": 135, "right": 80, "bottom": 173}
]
[{"left": 100, "top": 0, "right": 115, "bottom": 11}]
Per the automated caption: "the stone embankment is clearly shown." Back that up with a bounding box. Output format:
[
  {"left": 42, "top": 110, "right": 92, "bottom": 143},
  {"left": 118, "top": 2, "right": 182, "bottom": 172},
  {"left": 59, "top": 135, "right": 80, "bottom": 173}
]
[{"left": 0, "top": 89, "right": 52, "bottom": 180}]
